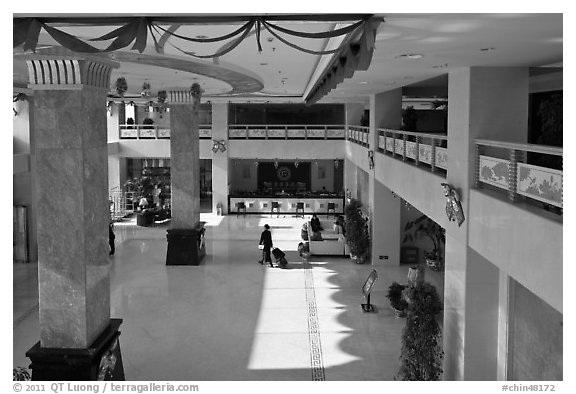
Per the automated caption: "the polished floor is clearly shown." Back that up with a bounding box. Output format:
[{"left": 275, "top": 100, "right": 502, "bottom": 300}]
[{"left": 13, "top": 212, "right": 444, "bottom": 381}]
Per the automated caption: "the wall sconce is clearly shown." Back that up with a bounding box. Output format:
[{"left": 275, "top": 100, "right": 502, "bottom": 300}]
[
  {"left": 441, "top": 183, "right": 465, "bottom": 227},
  {"left": 368, "top": 150, "right": 375, "bottom": 170},
  {"left": 254, "top": 160, "right": 259, "bottom": 167},
  {"left": 334, "top": 159, "right": 339, "bottom": 168},
  {"left": 212, "top": 139, "right": 227, "bottom": 153},
  {"left": 274, "top": 160, "right": 279, "bottom": 169},
  {"left": 294, "top": 160, "right": 299, "bottom": 168}
]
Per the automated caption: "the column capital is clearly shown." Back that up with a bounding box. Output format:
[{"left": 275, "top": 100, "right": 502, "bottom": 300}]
[{"left": 20, "top": 55, "right": 118, "bottom": 91}]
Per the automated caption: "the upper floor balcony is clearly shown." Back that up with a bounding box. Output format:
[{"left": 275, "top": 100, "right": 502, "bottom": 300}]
[
  {"left": 119, "top": 124, "right": 212, "bottom": 139},
  {"left": 228, "top": 125, "right": 346, "bottom": 140}
]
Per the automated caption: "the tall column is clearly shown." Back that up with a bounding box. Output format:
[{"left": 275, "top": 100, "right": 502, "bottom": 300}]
[
  {"left": 368, "top": 89, "right": 402, "bottom": 264},
  {"left": 443, "top": 67, "right": 529, "bottom": 380},
  {"left": 165, "top": 85, "right": 205, "bottom": 265},
  {"left": 22, "top": 55, "right": 124, "bottom": 380},
  {"left": 211, "top": 102, "right": 229, "bottom": 214}
]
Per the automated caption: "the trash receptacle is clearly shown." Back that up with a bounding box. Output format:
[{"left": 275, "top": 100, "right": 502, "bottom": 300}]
[{"left": 216, "top": 203, "right": 223, "bottom": 216}]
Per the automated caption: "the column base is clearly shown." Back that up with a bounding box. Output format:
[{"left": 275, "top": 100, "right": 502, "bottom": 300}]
[
  {"left": 166, "top": 222, "right": 206, "bottom": 265},
  {"left": 26, "top": 319, "right": 125, "bottom": 381}
]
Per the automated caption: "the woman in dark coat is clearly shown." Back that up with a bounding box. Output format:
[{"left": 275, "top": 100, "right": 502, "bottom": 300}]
[{"left": 258, "top": 224, "right": 273, "bottom": 267}]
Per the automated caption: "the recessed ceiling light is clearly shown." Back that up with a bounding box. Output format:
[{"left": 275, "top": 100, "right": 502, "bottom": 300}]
[
  {"left": 396, "top": 54, "right": 424, "bottom": 59},
  {"left": 481, "top": 47, "right": 495, "bottom": 52},
  {"left": 267, "top": 37, "right": 274, "bottom": 42},
  {"left": 195, "top": 35, "right": 208, "bottom": 39},
  {"left": 359, "top": 81, "right": 369, "bottom": 84},
  {"left": 259, "top": 63, "right": 268, "bottom": 66},
  {"left": 433, "top": 64, "right": 448, "bottom": 69}
]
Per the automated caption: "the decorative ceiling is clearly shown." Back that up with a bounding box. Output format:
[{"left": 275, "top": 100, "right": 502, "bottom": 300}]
[{"left": 13, "top": 13, "right": 563, "bottom": 104}]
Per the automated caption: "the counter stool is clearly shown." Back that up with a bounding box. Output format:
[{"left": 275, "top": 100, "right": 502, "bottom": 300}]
[
  {"left": 236, "top": 201, "right": 247, "bottom": 217},
  {"left": 271, "top": 201, "right": 280, "bottom": 217},
  {"left": 295, "top": 202, "right": 305, "bottom": 218},
  {"left": 327, "top": 202, "right": 336, "bottom": 218}
]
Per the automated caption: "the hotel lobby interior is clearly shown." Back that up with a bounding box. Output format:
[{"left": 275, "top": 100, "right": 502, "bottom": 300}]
[{"left": 12, "top": 12, "right": 564, "bottom": 384}]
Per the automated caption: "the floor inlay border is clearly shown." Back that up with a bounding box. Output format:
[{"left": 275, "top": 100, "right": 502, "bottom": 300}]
[{"left": 303, "top": 261, "right": 326, "bottom": 381}]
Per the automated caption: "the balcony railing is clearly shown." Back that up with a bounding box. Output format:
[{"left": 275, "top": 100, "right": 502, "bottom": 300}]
[
  {"left": 119, "top": 124, "right": 212, "bottom": 139},
  {"left": 347, "top": 125, "right": 370, "bottom": 147},
  {"left": 379, "top": 129, "right": 448, "bottom": 174},
  {"left": 475, "top": 139, "right": 562, "bottom": 210},
  {"left": 228, "top": 125, "right": 346, "bottom": 140}
]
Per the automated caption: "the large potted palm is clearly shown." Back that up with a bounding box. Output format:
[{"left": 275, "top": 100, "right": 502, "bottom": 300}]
[
  {"left": 403, "top": 215, "right": 445, "bottom": 271},
  {"left": 344, "top": 198, "right": 370, "bottom": 264}
]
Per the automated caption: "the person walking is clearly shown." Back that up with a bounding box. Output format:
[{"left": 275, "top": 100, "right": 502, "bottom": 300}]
[
  {"left": 109, "top": 222, "right": 116, "bottom": 256},
  {"left": 258, "top": 224, "right": 273, "bottom": 267}
]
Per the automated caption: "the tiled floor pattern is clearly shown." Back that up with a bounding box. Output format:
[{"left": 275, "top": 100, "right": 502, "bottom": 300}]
[{"left": 13, "top": 213, "right": 444, "bottom": 381}]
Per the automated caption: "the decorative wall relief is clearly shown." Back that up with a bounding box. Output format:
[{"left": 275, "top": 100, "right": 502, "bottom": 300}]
[
  {"left": 307, "top": 129, "right": 325, "bottom": 138},
  {"left": 139, "top": 128, "right": 156, "bottom": 138},
  {"left": 228, "top": 128, "right": 247, "bottom": 138},
  {"left": 287, "top": 129, "right": 306, "bottom": 138},
  {"left": 419, "top": 144, "right": 432, "bottom": 164},
  {"left": 386, "top": 138, "right": 394, "bottom": 153},
  {"left": 406, "top": 141, "right": 417, "bottom": 160},
  {"left": 266, "top": 128, "right": 285, "bottom": 138},
  {"left": 441, "top": 183, "right": 465, "bottom": 227},
  {"left": 378, "top": 135, "right": 386, "bottom": 150},
  {"left": 435, "top": 147, "right": 448, "bottom": 169},
  {"left": 248, "top": 128, "right": 266, "bottom": 138},
  {"left": 327, "top": 128, "right": 345, "bottom": 138},
  {"left": 517, "top": 163, "right": 563, "bottom": 208},
  {"left": 479, "top": 155, "right": 510, "bottom": 190},
  {"left": 120, "top": 128, "right": 138, "bottom": 138},
  {"left": 157, "top": 128, "right": 171, "bottom": 138},
  {"left": 198, "top": 127, "right": 212, "bottom": 138},
  {"left": 395, "top": 139, "right": 403, "bottom": 155}
]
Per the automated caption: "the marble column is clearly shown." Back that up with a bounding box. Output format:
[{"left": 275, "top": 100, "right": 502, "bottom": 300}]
[
  {"left": 211, "top": 102, "right": 230, "bottom": 214},
  {"left": 168, "top": 88, "right": 202, "bottom": 228},
  {"left": 165, "top": 86, "right": 205, "bottom": 265},
  {"left": 23, "top": 56, "right": 117, "bottom": 349},
  {"left": 368, "top": 89, "right": 402, "bottom": 265},
  {"left": 443, "top": 67, "right": 529, "bottom": 380},
  {"left": 21, "top": 55, "right": 124, "bottom": 380}
]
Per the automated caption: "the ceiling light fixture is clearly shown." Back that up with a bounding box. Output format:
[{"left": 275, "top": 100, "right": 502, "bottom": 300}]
[
  {"left": 481, "top": 47, "right": 495, "bottom": 52},
  {"left": 396, "top": 53, "right": 424, "bottom": 59}
]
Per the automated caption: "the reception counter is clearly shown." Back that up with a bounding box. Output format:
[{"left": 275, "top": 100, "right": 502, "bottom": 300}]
[{"left": 228, "top": 196, "right": 345, "bottom": 215}]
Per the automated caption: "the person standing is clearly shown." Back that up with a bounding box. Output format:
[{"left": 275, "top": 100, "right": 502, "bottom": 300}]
[
  {"left": 258, "top": 224, "right": 273, "bottom": 267},
  {"left": 109, "top": 222, "right": 116, "bottom": 256},
  {"left": 153, "top": 184, "right": 162, "bottom": 208}
]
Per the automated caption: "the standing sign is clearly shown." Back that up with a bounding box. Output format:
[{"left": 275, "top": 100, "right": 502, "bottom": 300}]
[{"left": 361, "top": 269, "right": 378, "bottom": 312}]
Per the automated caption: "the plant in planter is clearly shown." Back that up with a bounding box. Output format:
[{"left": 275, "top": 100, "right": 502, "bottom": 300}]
[
  {"left": 395, "top": 281, "right": 443, "bottom": 381},
  {"left": 115, "top": 77, "right": 127, "bottom": 97},
  {"left": 400, "top": 105, "right": 418, "bottom": 132},
  {"left": 386, "top": 282, "right": 408, "bottom": 317},
  {"left": 344, "top": 198, "right": 370, "bottom": 264},
  {"left": 142, "top": 117, "right": 155, "bottom": 129},
  {"left": 403, "top": 215, "right": 445, "bottom": 271}
]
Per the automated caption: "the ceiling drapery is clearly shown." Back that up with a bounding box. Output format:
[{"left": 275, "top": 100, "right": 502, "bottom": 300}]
[
  {"left": 14, "top": 14, "right": 381, "bottom": 103},
  {"left": 13, "top": 15, "right": 373, "bottom": 57}
]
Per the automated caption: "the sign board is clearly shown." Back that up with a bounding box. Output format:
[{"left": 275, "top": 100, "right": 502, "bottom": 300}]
[{"left": 362, "top": 269, "right": 378, "bottom": 297}]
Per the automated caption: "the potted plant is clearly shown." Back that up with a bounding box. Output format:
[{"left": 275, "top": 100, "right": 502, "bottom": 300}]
[
  {"left": 386, "top": 282, "right": 408, "bottom": 317},
  {"left": 395, "top": 281, "right": 443, "bottom": 381},
  {"left": 401, "top": 106, "right": 418, "bottom": 132},
  {"left": 13, "top": 366, "right": 31, "bottom": 381},
  {"left": 344, "top": 198, "right": 370, "bottom": 264},
  {"left": 115, "top": 77, "right": 127, "bottom": 97},
  {"left": 142, "top": 117, "right": 155, "bottom": 129},
  {"left": 403, "top": 215, "right": 445, "bottom": 271}
]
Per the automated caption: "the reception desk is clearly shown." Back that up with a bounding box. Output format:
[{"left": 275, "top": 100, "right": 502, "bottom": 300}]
[{"left": 228, "top": 196, "right": 345, "bottom": 215}]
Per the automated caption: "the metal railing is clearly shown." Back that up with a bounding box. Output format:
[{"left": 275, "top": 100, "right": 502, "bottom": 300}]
[
  {"left": 119, "top": 124, "right": 212, "bottom": 139},
  {"left": 347, "top": 125, "right": 370, "bottom": 147},
  {"left": 228, "top": 124, "right": 346, "bottom": 140},
  {"left": 475, "top": 139, "right": 562, "bottom": 210},
  {"left": 379, "top": 129, "right": 448, "bottom": 173}
]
